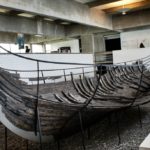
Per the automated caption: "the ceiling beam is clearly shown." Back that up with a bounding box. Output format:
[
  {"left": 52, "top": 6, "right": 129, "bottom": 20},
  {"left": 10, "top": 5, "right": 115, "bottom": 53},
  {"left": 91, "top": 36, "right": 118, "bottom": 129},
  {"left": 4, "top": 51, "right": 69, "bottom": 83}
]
[
  {"left": 103, "top": 0, "right": 150, "bottom": 14},
  {"left": 66, "top": 24, "right": 108, "bottom": 37},
  {"left": 0, "top": 14, "right": 65, "bottom": 37},
  {"left": 113, "top": 9, "right": 150, "bottom": 30},
  {"left": 0, "top": 0, "right": 112, "bottom": 29},
  {"left": 87, "top": 0, "right": 121, "bottom": 8}
]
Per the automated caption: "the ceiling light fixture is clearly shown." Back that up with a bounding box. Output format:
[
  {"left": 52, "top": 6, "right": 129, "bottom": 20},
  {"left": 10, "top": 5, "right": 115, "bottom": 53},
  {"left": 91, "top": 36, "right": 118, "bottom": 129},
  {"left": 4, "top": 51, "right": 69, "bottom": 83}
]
[
  {"left": 44, "top": 18, "right": 54, "bottom": 22},
  {"left": 34, "top": 34, "right": 43, "bottom": 37},
  {"left": 61, "top": 22, "right": 71, "bottom": 25},
  {"left": 18, "top": 13, "right": 35, "bottom": 18},
  {"left": 121, "top": 8, "right": 130, "bottom": 15},
  {"left": 118, "top": 0, "right": 130, "bottom": 15},
  {"left": 0, "top": 8, "right": 10, "bottom": 13}
]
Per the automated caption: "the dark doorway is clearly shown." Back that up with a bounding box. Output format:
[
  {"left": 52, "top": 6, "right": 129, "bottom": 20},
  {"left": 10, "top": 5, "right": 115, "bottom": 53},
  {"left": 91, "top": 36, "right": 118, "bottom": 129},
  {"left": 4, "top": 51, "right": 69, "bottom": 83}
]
[
  {"left": 105, "top": 38, "right": 121, "bottom": 51},
  {"left": 79, "top": 38, "right": 82, "bottom": 53}
]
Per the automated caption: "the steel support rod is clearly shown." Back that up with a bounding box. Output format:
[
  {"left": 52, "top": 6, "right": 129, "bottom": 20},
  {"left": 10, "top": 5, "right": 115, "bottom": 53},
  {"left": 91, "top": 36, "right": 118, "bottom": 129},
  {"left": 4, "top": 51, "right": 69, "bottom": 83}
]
[
  {"left": 82, "top": 67, "right": 85, "bottom": 79},
  {"left": 41, "top": 70, "right": 45, "bottom": 84},
  {"left": 63, "top": 69, "right": 67, "bottom": 82},
  {"left": 79, "top": 111, "right": 86, "bottom": 150},
  {"left": 115, "top": 113, "right": 121, "bottom": 145},
  {"left": 37, "top": 108, "right": 43, "bottom": 150},
  {"left": 57, "top": 139, "right": 60, "bottom": 150},
  {"left": 87, "top": 127, "right": 91, "bottom": 140},
  {"left": 34, "top": 61, "right": 43, "bottom": 150},
  {"left": 26, "top": 140, "right": 28, "bottom": 150},
  {"left": 138, "top": 106, "right": 143, "bottom": 128},
  {"left": 5, "top": 127, "right": 7, "bottom": 150}
]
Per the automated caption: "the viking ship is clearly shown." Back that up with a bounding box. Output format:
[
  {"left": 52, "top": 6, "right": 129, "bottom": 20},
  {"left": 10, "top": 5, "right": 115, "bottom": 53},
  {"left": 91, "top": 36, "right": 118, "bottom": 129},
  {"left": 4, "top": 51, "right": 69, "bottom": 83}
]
[{"left": 0, "top": 46, "right": 150, "bottom": 144}]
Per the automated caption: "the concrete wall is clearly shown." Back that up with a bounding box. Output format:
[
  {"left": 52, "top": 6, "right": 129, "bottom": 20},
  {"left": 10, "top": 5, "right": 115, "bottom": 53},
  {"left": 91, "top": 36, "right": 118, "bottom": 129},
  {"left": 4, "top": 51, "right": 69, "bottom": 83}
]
[
  {"left": 113, "top": 47, "right": 150, "bottom": 64},
  {"left": 46, "top": 39, "right": 80, "bottom": 53},
  {"left": 121, "top": 29, "right": 150, "bottom": 50},
  {"left": 0, "top": 53, "right": 94, "bottom": 84}
]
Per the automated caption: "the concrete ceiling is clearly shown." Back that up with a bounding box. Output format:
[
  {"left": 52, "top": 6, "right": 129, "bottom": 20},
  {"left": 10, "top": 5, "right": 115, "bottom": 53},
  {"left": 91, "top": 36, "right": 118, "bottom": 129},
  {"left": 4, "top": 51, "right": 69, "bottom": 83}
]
[
  {"left": 75, "top": 0, "right": 150, "bottom": 15},
  {"left": 0, "top": 0, "right": 112, "bottom": 44},
  {"left": 0, "top": 0, "right": 149, "bottom": 44},
  {"left": 0, "top": 0, "right": 112, "bottom": 28}
]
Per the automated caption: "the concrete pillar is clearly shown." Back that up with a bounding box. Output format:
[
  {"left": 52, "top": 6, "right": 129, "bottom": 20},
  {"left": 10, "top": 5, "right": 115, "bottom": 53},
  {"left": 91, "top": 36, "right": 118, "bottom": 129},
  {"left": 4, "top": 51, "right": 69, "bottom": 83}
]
[
  {"left": 30, "top": 44, "right": 33, "bottom": 53},
  {"left": 80, "top": 34, "right": 105, "bottom": 53},
  {"left": 82, "top": 33, "right": 106, "bottom": 63},
  {"left": 42, "top": 43, "right": 46, "bottom": 53},
  {"left": 37, "top": 19, "right": 43, "bottom": 35},
  {"left": 80, "top": 34, "right": 95, "bottom": 53},
  {"left": 94, "top": 34, "right": 105, "bottom": 53},
  {"left": 94, "top": 34, "right": 106, "bottom": 63}
]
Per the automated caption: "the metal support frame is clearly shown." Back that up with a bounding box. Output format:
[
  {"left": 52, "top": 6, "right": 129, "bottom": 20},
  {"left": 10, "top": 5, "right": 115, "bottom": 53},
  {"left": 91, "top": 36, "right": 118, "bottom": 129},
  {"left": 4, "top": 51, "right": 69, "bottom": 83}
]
[
  {"left": 26, "top": 140, "right": 29, "bottom": 150},
  {"left": 41, "top": 70, "right": 46, "bottom": 84},
  {"left": 115, "top": 112, "right": 121, "bottom": 145},
  {"left": 107, "top": 114, "right": 112, "bottom": 126},
  {"left": 82, "top": 67, "right": 85, "bottom": 79},
  {"left": 37, "top": 108, "right": 43, "bottom": 150},
  {"left": 57, "top": 139, "right": 60, "bottom": 150},
  {"left": 63, "top": 69, "right": 67, "bottom": 82},
  {"left": 79, "top": 111, "right": 86, "bottom": 150},
  {"left": 5, "top": 127, "right": 7, "bottom": 150},
  {"left": 87, "top": 127, "right": 91, "bottom": 140},
  {"left": 26, "top": 140, "right": 28, "bottom": 150},
  {"left": 138, "top": 106, "right": 143, "bottom": 128},
  {"left": 34, "top": 61, "right": 43, "bottom": 150}
]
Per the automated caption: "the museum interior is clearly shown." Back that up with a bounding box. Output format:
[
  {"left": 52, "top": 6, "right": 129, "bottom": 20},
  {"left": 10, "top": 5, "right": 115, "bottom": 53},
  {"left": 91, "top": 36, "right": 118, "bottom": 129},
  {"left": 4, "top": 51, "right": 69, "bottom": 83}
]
[{"left": 0, "top": 0, "right": 150, "bottom": 150}]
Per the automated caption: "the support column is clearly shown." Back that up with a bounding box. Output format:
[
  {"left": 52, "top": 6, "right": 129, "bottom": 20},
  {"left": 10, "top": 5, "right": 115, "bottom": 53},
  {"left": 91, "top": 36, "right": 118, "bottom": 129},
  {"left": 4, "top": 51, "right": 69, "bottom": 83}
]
[
  {"left": 80, "top": 34, "right": 95, "bottom": 54},
  {"left": 30, "top": 44, "right": 33, "bottom": 53},
  {"left": 94, "top": 34, "right": 105, "bottom": 53},
  {"left": 5, "top": 127, "right": 7, "bottom": 150},
  {"left": 80, "top": 34, "right": 105, "bottom": 53},
  {"left": 42, "top": 43, "right": 46, "bottom": 53}
]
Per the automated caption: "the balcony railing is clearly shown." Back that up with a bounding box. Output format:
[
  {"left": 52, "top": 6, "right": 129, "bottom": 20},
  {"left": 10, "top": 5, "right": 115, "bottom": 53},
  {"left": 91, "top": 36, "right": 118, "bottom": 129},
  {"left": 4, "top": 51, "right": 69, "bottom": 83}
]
[{"left": 94, "top": 51, "right": 113, "bottom": 64}]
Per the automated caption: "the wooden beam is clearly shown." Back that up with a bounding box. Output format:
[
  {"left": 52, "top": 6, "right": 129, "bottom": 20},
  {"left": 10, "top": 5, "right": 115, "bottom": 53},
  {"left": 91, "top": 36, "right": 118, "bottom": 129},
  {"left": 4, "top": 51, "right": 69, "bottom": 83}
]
[
  {"left": 87, "top": 0, "right": 121, "bottom": 8},
  {"left": 103, "top": 0, "right": 150, "bottom": 14}
]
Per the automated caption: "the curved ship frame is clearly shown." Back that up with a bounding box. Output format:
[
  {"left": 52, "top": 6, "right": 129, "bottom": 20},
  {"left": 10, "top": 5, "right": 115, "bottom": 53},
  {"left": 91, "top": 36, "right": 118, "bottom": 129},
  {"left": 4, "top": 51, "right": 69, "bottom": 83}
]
[{"left": 0, "top": 46, "right": 150, "bottom": 145}]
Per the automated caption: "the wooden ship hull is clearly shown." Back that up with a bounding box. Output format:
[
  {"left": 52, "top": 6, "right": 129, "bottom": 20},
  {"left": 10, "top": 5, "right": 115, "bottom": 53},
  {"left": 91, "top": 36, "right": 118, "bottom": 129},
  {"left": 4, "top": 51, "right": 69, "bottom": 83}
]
[{"left": 0, "top": 64, "right": 150, "bottom": 142}]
